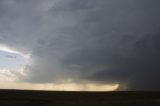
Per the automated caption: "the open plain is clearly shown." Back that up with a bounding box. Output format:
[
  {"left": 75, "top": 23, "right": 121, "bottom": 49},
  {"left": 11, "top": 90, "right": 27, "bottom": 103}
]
[{"left": 0, "top": 90, "right": 160, "bottom": 106}]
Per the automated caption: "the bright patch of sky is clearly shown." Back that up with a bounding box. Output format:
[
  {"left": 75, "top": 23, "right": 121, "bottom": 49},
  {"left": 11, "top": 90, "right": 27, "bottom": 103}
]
[{"left": 0, "top": 50, "right": 28, "bottom": 70}]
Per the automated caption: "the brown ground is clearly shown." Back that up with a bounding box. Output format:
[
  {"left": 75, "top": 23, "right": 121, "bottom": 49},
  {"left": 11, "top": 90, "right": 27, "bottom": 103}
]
[{"left": 0, "top": 89, "right": 160, "bottom": 106}]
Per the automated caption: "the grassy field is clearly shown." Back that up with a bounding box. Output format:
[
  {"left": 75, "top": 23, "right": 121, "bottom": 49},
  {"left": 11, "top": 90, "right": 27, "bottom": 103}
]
[{"left": 0, "top": 90, "right": 160, "bottom": 106}]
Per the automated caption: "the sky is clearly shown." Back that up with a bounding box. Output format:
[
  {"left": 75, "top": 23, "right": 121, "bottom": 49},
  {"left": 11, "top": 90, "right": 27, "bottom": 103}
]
[{"left": 0, "top": 0, "right": 160, "bottom": 91}]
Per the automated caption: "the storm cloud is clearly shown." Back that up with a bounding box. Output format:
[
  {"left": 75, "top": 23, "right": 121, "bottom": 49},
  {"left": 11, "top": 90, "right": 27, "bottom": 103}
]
[{"left": 0, "top": 0, "right": 160, "bottom": 90}]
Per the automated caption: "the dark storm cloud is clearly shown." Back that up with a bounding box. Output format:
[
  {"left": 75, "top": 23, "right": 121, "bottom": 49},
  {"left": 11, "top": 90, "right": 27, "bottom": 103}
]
[
  {"left": 59, "top": 0, "right": 160, "bottom": 90},
  {"left": 0, "top": 0, "right": 160, "bottom": 90}
]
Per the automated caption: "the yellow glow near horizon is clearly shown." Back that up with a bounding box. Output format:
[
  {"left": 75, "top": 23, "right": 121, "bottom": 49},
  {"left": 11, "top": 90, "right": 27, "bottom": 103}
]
[
  {"left": 0, "top": 69, "right": 119, "bottom": 91},
  {"left": 0, "top": 82, "right": 119, "bottom": 91}
]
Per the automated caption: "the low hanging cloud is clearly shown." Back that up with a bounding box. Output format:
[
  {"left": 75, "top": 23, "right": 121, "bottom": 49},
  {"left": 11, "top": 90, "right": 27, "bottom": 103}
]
[{"left": 0, "top": 0, "right": 160, "bottom": 90}]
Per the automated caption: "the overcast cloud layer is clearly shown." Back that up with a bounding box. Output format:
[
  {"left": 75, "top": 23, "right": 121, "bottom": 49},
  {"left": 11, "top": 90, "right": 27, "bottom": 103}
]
[{"left": 0, "top": 0, "right": 160, "bottom": 90}]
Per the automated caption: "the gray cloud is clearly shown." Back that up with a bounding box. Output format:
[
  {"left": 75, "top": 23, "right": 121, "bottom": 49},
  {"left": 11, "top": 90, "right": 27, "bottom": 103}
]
[{"left": 0, "top": 0, "right": 160, "bottom": 90}]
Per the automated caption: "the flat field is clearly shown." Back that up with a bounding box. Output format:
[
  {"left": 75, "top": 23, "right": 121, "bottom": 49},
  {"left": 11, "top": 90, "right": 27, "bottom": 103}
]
[{"left": 0, "top": 90, "right": 160, "bottom": 106}]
